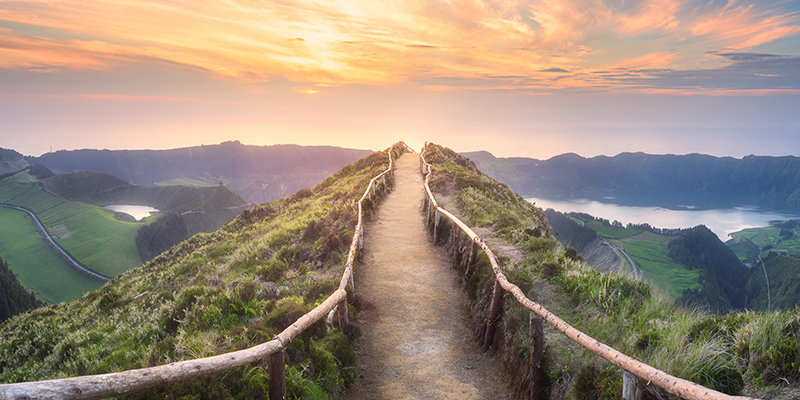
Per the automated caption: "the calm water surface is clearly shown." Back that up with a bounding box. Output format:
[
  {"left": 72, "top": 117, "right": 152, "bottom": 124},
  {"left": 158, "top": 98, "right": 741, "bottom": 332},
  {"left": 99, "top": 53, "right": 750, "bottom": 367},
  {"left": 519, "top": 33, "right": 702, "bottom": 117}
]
[
  {"left": 104, "top": 205, "right": 158, "bottom": 221},
  {"left": 527, "top": 191, "right": 800, "bottom": 241}
]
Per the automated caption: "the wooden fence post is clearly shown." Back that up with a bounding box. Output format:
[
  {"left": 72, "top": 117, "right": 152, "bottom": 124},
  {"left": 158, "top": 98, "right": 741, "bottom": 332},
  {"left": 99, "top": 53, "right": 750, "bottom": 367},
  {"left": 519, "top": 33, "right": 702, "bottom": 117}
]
[
  {"left": 483, "top": 279, "right": 505, "bottom": 352},
  {"left": 426, "top": 197, "right": 432, "bottom": 226},
  {"left": 451, "top": 224, "right": 460, "bottom": 260},
  {"left": 464, "top": 242, "right": 479, "bottom": 284},
  {"left": 433, "top": 210, "right": 441, "bottom": 244},
  {"left": 269, "top": 351, "right": 286, "bottom": 400},
  {"left": 530, "top": 314, "right": 545, "bottom": 400},
  {"left": 337, "top": 300, "right": 349, "bottom": 331},
  {"left": 623, "top": 371, "right": 641, "bottom": 400}
]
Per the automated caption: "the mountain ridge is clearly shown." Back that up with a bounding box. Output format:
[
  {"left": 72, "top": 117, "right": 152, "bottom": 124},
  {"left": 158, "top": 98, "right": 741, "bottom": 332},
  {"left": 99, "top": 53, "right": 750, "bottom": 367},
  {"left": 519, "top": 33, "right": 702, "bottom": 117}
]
[
  {"left": 463, "top": 150, "right": 800, "bottom": 204},
  {"left": 26, "top": 141, "right": 373, "bottom": 204}
]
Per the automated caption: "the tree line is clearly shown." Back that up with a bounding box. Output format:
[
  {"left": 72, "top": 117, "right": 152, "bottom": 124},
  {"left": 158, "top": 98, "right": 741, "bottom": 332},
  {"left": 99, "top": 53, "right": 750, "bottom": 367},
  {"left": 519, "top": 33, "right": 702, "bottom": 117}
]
[{"left": 0, "top": 256, "right": 43, "bottom": 322}]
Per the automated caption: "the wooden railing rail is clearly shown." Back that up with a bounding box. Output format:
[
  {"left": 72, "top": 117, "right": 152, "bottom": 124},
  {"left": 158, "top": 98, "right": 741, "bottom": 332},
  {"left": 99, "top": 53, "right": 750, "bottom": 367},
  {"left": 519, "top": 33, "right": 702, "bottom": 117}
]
[
  {"left": 418, "top": 143, "right": 758, "bottom": 400},
  {"left": 0, "top": 142, "right": 411, "bottom": 400}
]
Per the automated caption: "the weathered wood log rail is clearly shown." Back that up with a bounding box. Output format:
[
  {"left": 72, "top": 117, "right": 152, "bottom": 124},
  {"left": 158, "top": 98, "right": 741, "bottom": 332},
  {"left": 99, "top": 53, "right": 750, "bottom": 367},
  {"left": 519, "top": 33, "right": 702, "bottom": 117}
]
[
  {"left": 418, "top": 143, "right": 760, "bottom": 400},
  {"left": 0, "top": 142, "right": 414, "bottom": 400}
]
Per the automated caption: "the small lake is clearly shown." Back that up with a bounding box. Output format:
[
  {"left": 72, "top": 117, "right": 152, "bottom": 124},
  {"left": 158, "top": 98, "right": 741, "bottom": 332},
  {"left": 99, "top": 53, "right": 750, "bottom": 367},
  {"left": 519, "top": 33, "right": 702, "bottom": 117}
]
[
  {"left": 527, "top": 191, "right": 800, "bottom": 241},
  {"left": 104, "top": 205, "right": 158, "bottom": 221}
]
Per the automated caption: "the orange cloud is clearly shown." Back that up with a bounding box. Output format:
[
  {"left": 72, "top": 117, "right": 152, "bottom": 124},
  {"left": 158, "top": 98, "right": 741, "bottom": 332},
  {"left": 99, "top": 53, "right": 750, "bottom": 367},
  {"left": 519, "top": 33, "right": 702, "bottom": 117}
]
[{"left": 0, "top": 0, "right": 797, "bottom": 92}]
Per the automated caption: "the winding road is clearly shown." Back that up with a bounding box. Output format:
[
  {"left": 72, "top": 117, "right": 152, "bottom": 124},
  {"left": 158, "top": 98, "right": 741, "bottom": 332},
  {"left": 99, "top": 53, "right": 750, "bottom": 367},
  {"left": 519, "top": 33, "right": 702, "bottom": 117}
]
[
  {"left": 0, "top": 204, "right": 110, "bottom": 282},
  {"left": 606, "top": 241, "right": 639, "bottom": 279}
]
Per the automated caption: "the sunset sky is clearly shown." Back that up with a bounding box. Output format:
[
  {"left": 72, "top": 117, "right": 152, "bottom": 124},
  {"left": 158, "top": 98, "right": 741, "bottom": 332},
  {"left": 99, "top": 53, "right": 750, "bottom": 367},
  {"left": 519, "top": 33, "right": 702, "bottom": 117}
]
[{"left": 1, "top": 0, "right": 799, "bottom": 159}]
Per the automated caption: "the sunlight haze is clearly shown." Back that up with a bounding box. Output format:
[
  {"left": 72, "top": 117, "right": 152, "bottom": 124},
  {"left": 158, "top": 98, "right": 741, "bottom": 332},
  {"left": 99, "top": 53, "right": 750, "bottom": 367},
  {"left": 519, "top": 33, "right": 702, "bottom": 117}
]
[{"left": 1, "top": 0, "right": 799, "bottom": 158}]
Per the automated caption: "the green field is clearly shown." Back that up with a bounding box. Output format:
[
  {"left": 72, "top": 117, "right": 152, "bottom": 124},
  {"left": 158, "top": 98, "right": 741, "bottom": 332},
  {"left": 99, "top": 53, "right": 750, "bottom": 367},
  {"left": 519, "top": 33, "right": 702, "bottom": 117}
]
[
  {"left": 729, "top": 224, "right": 800, "bottom": 259},
  {"left": 0, "top": 208, "right": 103, "bottom": 303},
  {"left": 586, "top": 220, "right": 642, "bottom": 239},
  {"left": 729, "top": 226, "right": 781, "bottom": 248},
  {"left": 578, "top": 220, "right": 699, "bottom": 299},
  {"left": 620, "top": 240, "right": 700, "bottom": 298},
  {"left": 0, "top": 171, "right": 148, "bottom": 278}
]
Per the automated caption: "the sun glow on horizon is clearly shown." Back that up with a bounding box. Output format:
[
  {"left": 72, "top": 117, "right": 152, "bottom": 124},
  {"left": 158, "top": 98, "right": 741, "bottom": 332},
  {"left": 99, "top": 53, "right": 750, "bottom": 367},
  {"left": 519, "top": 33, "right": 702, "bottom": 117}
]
[{"left": 0, "top": 1, "right": 798, "bottom": 159}]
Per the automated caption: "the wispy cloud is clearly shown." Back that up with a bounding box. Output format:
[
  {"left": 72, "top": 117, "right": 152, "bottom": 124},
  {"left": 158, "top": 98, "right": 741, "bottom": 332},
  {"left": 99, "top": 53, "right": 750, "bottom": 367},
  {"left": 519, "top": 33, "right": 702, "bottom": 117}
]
[{"left": 0, "top": 0, "right": 798, "bottom": 93}]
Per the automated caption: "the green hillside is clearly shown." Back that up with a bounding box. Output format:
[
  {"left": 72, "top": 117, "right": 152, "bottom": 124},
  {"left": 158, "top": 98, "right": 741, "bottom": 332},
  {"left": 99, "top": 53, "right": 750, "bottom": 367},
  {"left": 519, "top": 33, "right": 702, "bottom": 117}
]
[
  {"left": 0, "top": 169, "right": 250, "bottom": 302},
  {"left": 728, "top": 220, "right": 800, "bottom": 264},
  {"left": 746, "top": 253, "right": 800, "bottom": 311},
  {"left": 620, "top": 240, "right": 700, "bottom": 298},
  {"left": 0, "top": 207, "right": 102, "bottom": 303},
  {"left": 725, "top": 236, "right": 761, "bottom": 265},
  {"left": 0, "top": 146, "right": 401, "bottom": 398},
  {"left": 0, "top": 171, "right": 145, "bottom": 278}
]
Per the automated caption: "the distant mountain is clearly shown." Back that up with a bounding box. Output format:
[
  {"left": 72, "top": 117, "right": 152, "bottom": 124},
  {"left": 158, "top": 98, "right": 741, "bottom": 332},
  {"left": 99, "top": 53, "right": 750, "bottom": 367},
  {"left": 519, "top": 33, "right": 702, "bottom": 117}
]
[
  {"left": 0, "top": 148, "right": 30, "bottom": 175},
  {"left": 463, "top": 151, "right": 800, "bottom": 205},
  {"left": 26, "top": 141, "right": 373, "bottom": 204}
]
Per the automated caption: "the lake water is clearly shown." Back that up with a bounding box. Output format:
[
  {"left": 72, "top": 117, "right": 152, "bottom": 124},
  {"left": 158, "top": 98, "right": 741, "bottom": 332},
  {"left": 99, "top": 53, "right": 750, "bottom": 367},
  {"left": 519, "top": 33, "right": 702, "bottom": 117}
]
[
  {"left": 527, "top": 191, "right": 800, "bottom": 241},
  {"left": 104, "top": 205, "right": 158, "bottom": 221}
]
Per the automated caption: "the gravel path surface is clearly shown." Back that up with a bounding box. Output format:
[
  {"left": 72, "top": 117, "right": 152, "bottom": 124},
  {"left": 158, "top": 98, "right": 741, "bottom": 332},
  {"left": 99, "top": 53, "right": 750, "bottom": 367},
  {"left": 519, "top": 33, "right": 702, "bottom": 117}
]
[{"left": 346, "top": 153, "right": 514, "bottom": 400}]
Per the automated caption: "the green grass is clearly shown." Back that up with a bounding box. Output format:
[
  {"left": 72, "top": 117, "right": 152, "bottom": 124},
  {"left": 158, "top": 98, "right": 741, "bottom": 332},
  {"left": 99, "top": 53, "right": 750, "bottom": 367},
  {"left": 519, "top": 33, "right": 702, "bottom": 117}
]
[
  {"left": 620, "top": 241, "right": 700, "bottom": 299},
  {"left": 0, "top": 208, "right": 104, "bottom": 303},
  {"left": 0, "top": 172, "right": 149, "bottom": 278},
  {"left": 771, "top": 236, "right": 800, "bottom": 257},
  {"left": 729, "top": 227, "right": 780, "bottom": 248},
  {"left": 585, "top": 220, "right": 641, "bottom": 239}
]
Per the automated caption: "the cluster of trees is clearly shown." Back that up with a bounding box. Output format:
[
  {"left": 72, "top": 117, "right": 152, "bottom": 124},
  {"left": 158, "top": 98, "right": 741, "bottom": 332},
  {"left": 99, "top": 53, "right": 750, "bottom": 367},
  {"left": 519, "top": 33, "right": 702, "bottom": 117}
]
[
  {"left": 135, "top": 214, "right": 190, "bottom": 262},
  {"left": 0, "top": 256, "right": 43, "bottom": 322},
  {"left": 668, "top": 226, "right": 750, "bottom": 312},
  {"left": 542, "top": 209, "right": 597, "bottom": 252}
]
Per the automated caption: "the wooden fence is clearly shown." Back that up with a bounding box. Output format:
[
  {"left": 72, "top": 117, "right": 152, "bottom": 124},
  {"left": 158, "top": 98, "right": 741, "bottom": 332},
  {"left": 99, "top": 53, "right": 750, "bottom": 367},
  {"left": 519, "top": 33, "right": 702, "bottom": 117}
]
[
  {"left": 418, "top": 143, "right": 759, "bottom": 400},
  {"left": 0, "top": 142, "right": 412, "bottom": 400}
]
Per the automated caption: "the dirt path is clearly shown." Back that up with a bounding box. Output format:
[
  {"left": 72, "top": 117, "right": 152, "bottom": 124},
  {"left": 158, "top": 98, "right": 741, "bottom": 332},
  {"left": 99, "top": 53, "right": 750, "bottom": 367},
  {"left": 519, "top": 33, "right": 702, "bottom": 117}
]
[{"left": 346, "top": 154, "right": 514, "bottom": 400}]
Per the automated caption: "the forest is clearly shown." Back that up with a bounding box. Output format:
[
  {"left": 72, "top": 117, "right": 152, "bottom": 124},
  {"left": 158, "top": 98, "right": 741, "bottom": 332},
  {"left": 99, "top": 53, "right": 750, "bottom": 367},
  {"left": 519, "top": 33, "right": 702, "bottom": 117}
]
[{"left": 0, "top": 256, "right": 42, "bottom": 322}]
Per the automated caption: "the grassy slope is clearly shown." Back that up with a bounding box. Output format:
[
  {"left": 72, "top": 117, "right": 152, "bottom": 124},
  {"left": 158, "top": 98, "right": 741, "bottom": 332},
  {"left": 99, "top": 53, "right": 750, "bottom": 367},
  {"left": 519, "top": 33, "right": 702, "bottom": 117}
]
[
  {"left": 729, "top": 224, "right": 800, "bottom": 260},
  {"left": 583, "top": 222, "right": 699, "bottom": 299},
  {"left": 427, "top": 143, "right": 799, "bottom": 399},
  {"left": 0, "top": 171, "right": 145, "bottom": 277},
  {"left": 0, "top": 208, "right": 102, "bottom": 303},
  {"left": 0, "top": 146, "right": 402, "bottom": 399},
  {"left": 746, "top": 254, "right": 800, "bottom": 310},
  {"left": 730, "top": 227, "right": 781, "bottom": 248},
  {"left": 619, "top": 240, "right": 700, "bottom": 298}
]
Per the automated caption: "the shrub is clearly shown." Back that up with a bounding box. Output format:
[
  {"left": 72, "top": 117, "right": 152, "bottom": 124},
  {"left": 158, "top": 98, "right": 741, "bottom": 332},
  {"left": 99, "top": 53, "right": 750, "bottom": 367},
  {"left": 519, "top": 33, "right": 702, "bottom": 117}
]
[{"left": 257, "top": 260, "right": 287, "bottom": 282}]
